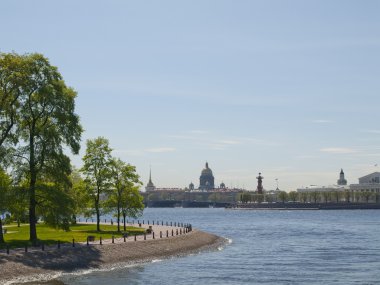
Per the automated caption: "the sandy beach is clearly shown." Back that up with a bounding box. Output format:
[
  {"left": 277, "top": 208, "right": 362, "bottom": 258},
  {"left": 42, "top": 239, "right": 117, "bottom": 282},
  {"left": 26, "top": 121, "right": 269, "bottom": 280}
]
[{"left": 0, "top": 226, "right": 227, "bottom": 285}]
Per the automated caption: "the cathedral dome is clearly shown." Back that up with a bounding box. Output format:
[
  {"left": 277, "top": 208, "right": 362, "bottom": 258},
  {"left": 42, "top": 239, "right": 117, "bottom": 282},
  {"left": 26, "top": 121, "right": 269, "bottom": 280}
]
[
  {"left": 201, "top": 162, "right": 213, "bottom": 176},
  {"left": 199, "top": 162, "right": 215, "bottom": 190}
]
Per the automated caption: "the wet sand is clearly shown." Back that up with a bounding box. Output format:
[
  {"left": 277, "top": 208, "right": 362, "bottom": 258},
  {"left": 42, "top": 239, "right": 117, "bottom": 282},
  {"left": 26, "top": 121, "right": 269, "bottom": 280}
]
[{"left": 0, "top": 229, "right": 227, "bottom": 284}]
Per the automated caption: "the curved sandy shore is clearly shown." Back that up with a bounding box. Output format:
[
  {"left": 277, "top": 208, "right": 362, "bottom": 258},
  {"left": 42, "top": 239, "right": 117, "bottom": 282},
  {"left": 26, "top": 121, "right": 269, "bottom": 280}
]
[{"left": 0, "top": 229, "right": 227, "bottom": 284}]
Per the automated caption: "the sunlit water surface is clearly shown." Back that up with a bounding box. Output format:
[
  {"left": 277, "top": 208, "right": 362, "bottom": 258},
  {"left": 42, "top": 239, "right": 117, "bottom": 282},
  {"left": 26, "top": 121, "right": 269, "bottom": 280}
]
[{"left": 58, "top": 208, "right": 380, "bottom": 285}]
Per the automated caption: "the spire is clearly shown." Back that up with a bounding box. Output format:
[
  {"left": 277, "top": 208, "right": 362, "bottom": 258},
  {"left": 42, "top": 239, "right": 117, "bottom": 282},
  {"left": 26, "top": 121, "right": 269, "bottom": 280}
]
[
  {"left": 340, "top": 168, "right": 344, "bottom": 175},
  {"left": 206, "top": 162, "right": 209, "bottom": 169},
  {"left": 149, "top": 167, "right": 152, "bottom": 183}
]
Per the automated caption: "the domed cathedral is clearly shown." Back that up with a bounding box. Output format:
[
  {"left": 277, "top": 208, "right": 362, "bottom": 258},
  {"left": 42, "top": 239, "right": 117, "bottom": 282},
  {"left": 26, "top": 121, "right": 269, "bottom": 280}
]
[{"left": 199, "top": 162, "right": 215, "bottom": 190}]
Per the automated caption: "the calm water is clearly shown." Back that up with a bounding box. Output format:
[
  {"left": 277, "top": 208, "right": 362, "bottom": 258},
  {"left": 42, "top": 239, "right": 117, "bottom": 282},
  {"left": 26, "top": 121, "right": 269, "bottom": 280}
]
[{"left": 59, "top": 209, "right": 380, "bottom": 285}]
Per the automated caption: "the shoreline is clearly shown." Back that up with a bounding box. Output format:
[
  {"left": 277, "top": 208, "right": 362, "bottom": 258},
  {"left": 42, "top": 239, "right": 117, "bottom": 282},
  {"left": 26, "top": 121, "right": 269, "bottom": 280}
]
[{"left": 0, "top": 229, "right": 227, "bottom": 285}]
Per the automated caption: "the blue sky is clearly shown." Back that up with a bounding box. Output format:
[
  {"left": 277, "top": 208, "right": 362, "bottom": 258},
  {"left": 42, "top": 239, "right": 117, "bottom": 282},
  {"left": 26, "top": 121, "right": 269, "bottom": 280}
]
[{"left": 1, "top": 1, "right": 380, "bottom": 191}]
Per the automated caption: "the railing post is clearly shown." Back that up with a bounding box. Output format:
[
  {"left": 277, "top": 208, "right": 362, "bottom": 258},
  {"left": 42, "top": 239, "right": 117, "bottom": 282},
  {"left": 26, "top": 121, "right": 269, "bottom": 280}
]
[
  {"left": 166, "top": 230, "right": 169, "bottom": 238},
  {"left": 100, "top": 237, "right": 102, "bottom": 245},
  {"left": 72, "top": 238, "right": 75, "bottom": 247},
  {"left": 42, "top": 243, "right": 45, "bottom": 251},
  {"left": 6, "top": 245, "right": 9, "bottom": 254},
  {"left": 87, "top": 237, "right": 89, "bottom": 246},
  {"left": 124, "top": 235, "right": 126, "bottom": 242},
  {"left": 112, "top": 236, "right": 114, "bottom": 243},
  {"left": 57, "top": 240, "right": 60, "bottom": 249},
  {"left": 172, "top": 229, "right": 174, "bottom": 236},
  {"left": 144, "top": 233, "right": 146, "bottom": 240},
  {"left": 160, "top": 231, "right": 162, "bottom": 238},
  {"left": 153, "top": 232, "right": 155, "bottom": 239},
  {"left": 134, "top": 234, "right": 137, "bottom": 241}
]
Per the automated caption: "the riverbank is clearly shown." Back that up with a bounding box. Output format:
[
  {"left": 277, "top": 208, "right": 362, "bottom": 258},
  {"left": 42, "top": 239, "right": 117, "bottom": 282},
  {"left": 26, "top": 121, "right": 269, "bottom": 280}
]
[
  {"left": 229, "top": 202, "right": 380, "bottom": 210},
  {"left": 0, "top": 229, "right": 227, "bottom": 284}
]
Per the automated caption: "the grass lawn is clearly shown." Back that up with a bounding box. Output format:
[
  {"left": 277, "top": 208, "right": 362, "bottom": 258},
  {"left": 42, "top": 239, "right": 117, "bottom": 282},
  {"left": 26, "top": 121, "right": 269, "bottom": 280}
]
[{"left": 1, "top": 223, "right": 145, "bottom": 249}]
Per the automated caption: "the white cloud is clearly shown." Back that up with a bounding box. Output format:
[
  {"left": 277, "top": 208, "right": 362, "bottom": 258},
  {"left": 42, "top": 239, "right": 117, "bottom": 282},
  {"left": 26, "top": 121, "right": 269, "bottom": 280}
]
[
  {"left": 362, "top": 129, "right": 380, "bottom": 134},
  {"left": 114, "top": 149, "right": 145, "bottom": 156},
  {"left": 189, "top": 130, "right": 209, "bottom": 134},
  {"left": 312, "top": 119, "right": 332, "bottom": 124},
  {"left": 320, "top": 147, "right": 357, "bottom": 154},
  {"left": 145, "top": 147, "right": 176, "bottom": 153}
]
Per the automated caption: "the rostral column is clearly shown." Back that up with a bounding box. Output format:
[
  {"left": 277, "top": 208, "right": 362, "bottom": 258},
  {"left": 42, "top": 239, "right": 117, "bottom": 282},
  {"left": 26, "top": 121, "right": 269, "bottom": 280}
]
[{"left": 256, "top": 172, "right": 264, "bottom": 194}]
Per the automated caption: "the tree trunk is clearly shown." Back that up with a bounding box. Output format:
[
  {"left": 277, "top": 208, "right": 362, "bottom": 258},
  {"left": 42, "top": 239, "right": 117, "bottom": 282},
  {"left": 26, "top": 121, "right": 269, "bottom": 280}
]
[
  {"left": 95, "top": 189, "right": 100, "bottom": 232},
  {"left": 117, "top": 199, "right": 121, "bottom": 232},
  {"left": 0, "top": 218, "right": 4, "bottom": 244},
  {"left": 96, "top": 204, "right": 100, "bottom": 232},
  {"left": 29, "top": 131, "right": 38, "bottom": 245},
  {"left": 29, "top": 177, "right": 37, "bottom": 244},
  {"left": 123, "top": 212, "right": 126, "bottom": 232}
]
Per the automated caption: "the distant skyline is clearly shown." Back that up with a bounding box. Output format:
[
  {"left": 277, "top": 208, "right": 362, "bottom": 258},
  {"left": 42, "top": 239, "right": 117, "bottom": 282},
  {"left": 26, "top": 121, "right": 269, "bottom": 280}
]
[{"left": 1, "top": 1, "right": 380, "bottom": 190}]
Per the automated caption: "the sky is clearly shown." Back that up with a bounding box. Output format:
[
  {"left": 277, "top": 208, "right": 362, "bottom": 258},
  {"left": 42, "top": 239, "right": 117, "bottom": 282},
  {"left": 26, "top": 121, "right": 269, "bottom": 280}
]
[{"left": 1, "top": 1, "right": 380, "bottom": 191}]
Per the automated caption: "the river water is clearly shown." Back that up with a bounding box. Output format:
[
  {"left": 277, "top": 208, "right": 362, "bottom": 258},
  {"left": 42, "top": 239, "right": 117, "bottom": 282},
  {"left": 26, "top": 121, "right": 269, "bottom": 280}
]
[{"left": 58, "top": 208, "right": 380, "bottom": 285}]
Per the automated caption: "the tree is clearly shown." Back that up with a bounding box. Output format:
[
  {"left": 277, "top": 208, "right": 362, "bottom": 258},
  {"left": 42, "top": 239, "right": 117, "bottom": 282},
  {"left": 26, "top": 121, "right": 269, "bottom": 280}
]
[
  {"left": 288, "top": 191, "right": 298, "bottom": 202},
  {"left": 108, "top": 158, "right": 141, "bottom": 232},
  {"left": 12, "top": 53, "right": 82, "bottom": 244},
  {"left": 321, "top": 191, "right": 331, "bottom": 203},
  {"left": 70, "top": 167, "right": 91, "bottom": 219},
  {"left": 331, "top": 191, "right": 342, "bottom": 203},
  {"left": 120, "top": 185, "right": 144, "bottom": 232},
  {"left": 362, "top": 191, "right": 373, "bottom": 203},
  {"left": 344, "top": 190, "right": 352, "bottom": 203},
  {"left": 310, "top": 191, "right": 320, "bottom": 203},
  {"left": 299, "top": 192, "right": 308, "bottom": 203},
  {"left": 0, "top": 168, "right": 11, "bottom": 243},
  {"left": 0, "top": 53, "right": 30, "bottom": 244},
  {"left": 7, "top": 185, "right": 28, "bottom": 227},
  {"left": 278, "top": 191, "right": 288, "bottom": 203},
  {"left": 81, "top": 137, "right": 112, "bottom": 232}
]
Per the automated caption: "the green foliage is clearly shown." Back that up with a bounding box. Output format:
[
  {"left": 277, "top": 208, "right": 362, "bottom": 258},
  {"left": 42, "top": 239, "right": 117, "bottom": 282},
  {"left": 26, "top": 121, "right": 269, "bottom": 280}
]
[
  {"left": 35, "top": 183, "right": 75, "bottom": 231},
  {"left": 278, "top": 191, "right": 288, "bottom": 203},
  {"left": 288, "top": 191, "right": 298, "bottom": 202},
  {"left": 1, "top": 52, "right": 82, "bottom": 243},
  {"left": 240, "top": 192, "right": 251, "bottom": 203},
  {"left": 0, "top": 168, "right": 11, "bottom": 243},
  {"left": 81, "top": 137, "right": 113, "bottom": 231},
  {"left": 7, "top": 185, "right": 28, "bottom": 227},
  {"left": 121, "top": 185, "right": 144, "bottom": 219},
  {"left": 106, "top": 158, "right": 143, "bottom": 231}
]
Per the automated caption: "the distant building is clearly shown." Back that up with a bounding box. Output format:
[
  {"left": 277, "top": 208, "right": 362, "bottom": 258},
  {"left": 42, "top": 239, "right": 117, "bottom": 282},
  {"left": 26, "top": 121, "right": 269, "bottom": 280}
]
[
  {"left": 189, "top": 182, "right": 195, "bottom": 191},
  {"left": 199, "top": 162, "right": 215, "bottom": 191},
  {"left": 220, "top": 182, "right": 226, "bottom": 189},
  {"left": 297, "top": 169, "right": 349, "bottom": 193},
  {"left": 145, "top": 169, "right": 156, "bottom": 192},
  {"left": 350, "top": 172, "right": 380, "bottom": 193},
  {"left": 337, "top": 169, "right": 347, "bottom": 185}
]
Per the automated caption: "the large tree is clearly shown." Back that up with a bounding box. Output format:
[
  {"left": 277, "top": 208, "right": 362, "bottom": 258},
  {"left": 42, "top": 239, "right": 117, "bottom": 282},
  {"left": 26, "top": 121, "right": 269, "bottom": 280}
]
[
  {"left": 108, "top": 158, "right": 142, "bottom": 232},
  {"left": 12, "top": 53, "right": 82, "bottom": 244},
  {"left": 0, "top": 53, "right": 30, "bottom": 242},
  {"left": 81, "top": 137, "right": 112, "bottom": 232}
]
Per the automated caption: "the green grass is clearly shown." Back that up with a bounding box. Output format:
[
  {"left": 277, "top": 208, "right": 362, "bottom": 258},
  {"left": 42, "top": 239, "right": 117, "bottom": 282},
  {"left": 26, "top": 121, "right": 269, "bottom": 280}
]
[{"left": 0, "top": 223, "right": 145, "bottom": 249}]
